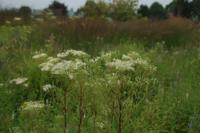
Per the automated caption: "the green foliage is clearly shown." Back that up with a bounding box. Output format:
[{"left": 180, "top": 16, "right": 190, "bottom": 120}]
[
  {"left": 0, "top": 17, "right": 200, "bottom": 132},
  {"left": 138, "top": 5, "right": 149, "bottom": 18},
  {"left": 149, "top": 2, "right": 168, "bottom": 20},
  {"left": 192, "top": 0, "right": 200, "bottom": 20},
  {"left": 48, "top": 1, "right": 68, "bottom": 16},
  {"left": 19, "top": 6, "right": 32, "bottom": 21},
  {"left": 77, "top": 0, "right": 138, "bottom": 21},
  {"left": 110, "top": 0, "right": 137, "bottom": 21},
  {"left": 166, "top": 0, "right": 200, "bottom": 20},
  {"left": 77, "top": 1, "right": 109, "bottom": 18}
]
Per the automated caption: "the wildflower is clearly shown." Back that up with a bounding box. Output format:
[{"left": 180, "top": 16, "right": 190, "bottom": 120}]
[
  {"left": 127, "top": 51, "right": 141, "bottom": 59},
  {"left": 21, "top": 101, "right": 45, "bottom": 111},
  {"left": 135, "top": 58, "right": 148, "bottom": 65},
  {"left": 97, "top": 122, "right": 105, "bottom": 129},
  {"left": 106, "top": 59, "right": 135, "bottom": 72},
  {"left": 122, "top": 54, "right": 132, "bottom": 61},
  {"left": 13, "top": 17, "right": 22, "bottom": 21},
  {"left": 89, "top": 57, "right": 101, "bottom": 63},
  {"left": 12, "top": 127, "right": 21, "bottom": 133},
  {"left": 186, "top": 92, "right": 189, "bottom": 99},
  {"left": 32, "top": 53, "right": 48, "bottom": 59},
  {"left": 39, "top": 57, "right": 61, "bottom": 71},
  {"left": 57, "top": 50, "right": 89, "bottom": 59},
  {"left": 42, "top": 84, "right": 54, "bottom": 92},
  {"left": 9, "top": 77, "right": 28, "bottom": 85},
  {"left": 39, "top": 62, "right": 54, "bottom": 71},
  {"left": 51, "top": 59, "right": 86, "bottom": 75},
  {"left": 100, "top": 52, "right": 114, "bottom": 61},
  {"left": 47, "top": 57, "right": 60, "bottom": 64},
  {"left": 35, "top": 18, "right": 44, "bottom": 23},
  {"left": 68, "top": 74, "right": 74, "bottom": 80},
  {"left": 23, "top": 83, "right": 29, "bottom": 88},
  {"left": 5, "top": 21, "right": 11, "bottom": 25}
]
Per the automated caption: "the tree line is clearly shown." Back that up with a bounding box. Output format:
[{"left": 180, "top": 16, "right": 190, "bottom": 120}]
[
  {"left": 0, "top": 0, "right": 200, "bottom": 22},
  {"left": 139, "top": 0, "right": 200, "bottom": 20}
]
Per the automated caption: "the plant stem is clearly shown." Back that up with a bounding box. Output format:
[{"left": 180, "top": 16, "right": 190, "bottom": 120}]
[
  {"left": 64, "top": 87, "right": 67, "bottom": 133},
  {"left": 93, "top": 110, "right": 97, "bottom": 133},
  {"left": 118, "top": 98, "right": 122, "bottom": 133},
  {"left": 118, "top": 80, "right": 123, "bottom": 133},
  {"left": 77, "top": 82, "right": 84, "bottom": 133}
]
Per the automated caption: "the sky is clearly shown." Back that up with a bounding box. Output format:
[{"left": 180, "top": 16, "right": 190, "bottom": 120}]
[{"left": 0, "top": 0, "right": 172, "bottom": 10}]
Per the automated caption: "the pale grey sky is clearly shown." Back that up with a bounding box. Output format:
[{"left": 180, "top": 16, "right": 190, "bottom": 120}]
[{"left": 0, "top": 0, "right": 172, "bottom": 10}]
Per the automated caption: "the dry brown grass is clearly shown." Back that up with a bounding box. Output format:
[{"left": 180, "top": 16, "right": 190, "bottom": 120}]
[{"left": 30, "top": 17, "right": 199, "bottom": 48}]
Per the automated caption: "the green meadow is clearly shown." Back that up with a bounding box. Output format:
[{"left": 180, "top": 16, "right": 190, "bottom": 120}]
[{"left": 0, "top": 15, "right": 200, "bottom": 133}]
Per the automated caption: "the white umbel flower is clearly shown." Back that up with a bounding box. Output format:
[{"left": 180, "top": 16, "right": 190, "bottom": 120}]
[
  {"left": 47, "top": 57, "right": 60, "bottom": 64},
  {"left": 106, "top": 59, "right": 135, "bottom": 72},
  {"left": 39, "top": 62, "right": 54, "bottom": 71},
  {"left": 32, "top": 53, "right": 48, "bottom": 59},
  {"left": 9, "top": 77, "right": 28, "bottom": 85},
  {"left": 13, "top": 17, "right": 22, "bottom": 21},
  {"left": 57, "top": 50, "right": 89, "bottom": 58},
  {"left": 51, "top": 59, "right": 86, "bottom": 75},
  {"left": 42, "top": 84, "right": 54, "bottom": 92},
  {"left": 97, "top": 122, "right": 105, "bottom": 129},
  {"left": 21, "top": 101, "right": 45, "bottom": 111},
  {"left": 39, "top": 57, "right": 60, "bottom": 71},
  {"left": 0, "top": 83, "right": 3, "bottom": 87}
]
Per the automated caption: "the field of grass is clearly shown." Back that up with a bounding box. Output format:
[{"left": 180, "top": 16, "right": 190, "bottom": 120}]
[{"left": 0, "top": 16, "right": 200, "bottom": 133}]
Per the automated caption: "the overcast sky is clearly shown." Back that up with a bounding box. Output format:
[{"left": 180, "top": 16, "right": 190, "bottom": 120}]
[{"left": 0, "top": 0, "right": 172, "bottom": 10}]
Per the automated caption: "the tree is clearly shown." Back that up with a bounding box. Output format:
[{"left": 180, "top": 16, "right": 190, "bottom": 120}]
[
  {"left": 48, "top": 1, "right": 68, "bottom": 16},
  {"left": 77, "top": 1, "right": 97, "bottom": 17},
  {"left": 76, "top": 0, "right": 138, "bottom": 21},
  {"left": 77, "top": 1, "right": 109, "bottom": 18},
  {"left": 175, "top": 0, "right": 184, "bottom": 16},
  {"left": 19, "top": 6, "right": 32, "bottom": 20},
  {"left": 167, "top": 0, "right": 192, "bottom": 18},
  {"left": 110, "top": 0, "right": 138, "bottom": 21},
  {"left": 138, "top": 4, "right": 149, "bottom": 18},
  {"left": 192, "top": 0, "right": 200, "bottom": 20},
  {"left": 149, "top": 2, "right": 167, "bottom": 20}
]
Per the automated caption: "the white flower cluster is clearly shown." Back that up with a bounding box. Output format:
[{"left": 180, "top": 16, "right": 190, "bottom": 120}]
[
  {"left": 9, "top": 77, "right": 28, "bottom": 86},
  {"left": 97, "top": 122, "right": 105, "bottom": 129},
  {"left": 13, "top": 17, "right": 22, "bottom": 21},
  {"left": 21, "top": 101, "right": 45, "bottom": 111},
  {"left": 105, "top": 51, "right": 155, "bottom": 72},
  {"left": 51, "top": 59, "right": 86, "bottom": 76},
  {"left": 0, "top": 83, "right": 3, "bottom": 87},
  {"left": 35, "top": 50, "right": 156, "bottom": 79},
  {"left": 106, "top": 59, "right": 136, "bottom": 71},
  {"left": 100, "top": 51, "right": 115, "bottom": 62},
  {"left": 39, "top": 57, "right": 60, "bottom": 71},
  {"left": 32, "top": 53, "right": 48, "bottom": 59},
  {"left": 42, "top": 84, "right": 54, "bottom": 92},
  {"left": 57, "top": 50, "right": 89, "bottom": 59},
  {"left": 35, "top": 50, "right": 87, "bottom": 79}
]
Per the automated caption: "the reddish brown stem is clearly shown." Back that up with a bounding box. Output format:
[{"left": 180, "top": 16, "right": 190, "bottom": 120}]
[
  {"left": 77, "top": 82, "right": 84, "bottom": 133},
  {"left": 64, "top": 87, "right": 67, "bottom": 133}
]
